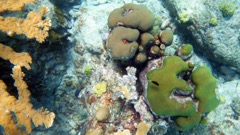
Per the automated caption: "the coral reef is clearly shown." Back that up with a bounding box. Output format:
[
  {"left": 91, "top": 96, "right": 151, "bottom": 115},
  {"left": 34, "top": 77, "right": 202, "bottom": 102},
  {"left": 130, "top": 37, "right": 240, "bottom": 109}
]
[
  {"left": 95, "top": 106, "right": 110, "bottom": 121},
  {"left": 77, "top": 66, "right": 160, "bottom": 134},
  {"left": 0, "top": 43, "right": 32, "bottom": 69},
  {"left": 94, "top": 81, "right": 107, "bottom": 97},
  {"left": 84, "top": 65, "right": 93, "bottom": 77},
  {"left": 1, "top": 0, "right": 239, "bottom": 134}
]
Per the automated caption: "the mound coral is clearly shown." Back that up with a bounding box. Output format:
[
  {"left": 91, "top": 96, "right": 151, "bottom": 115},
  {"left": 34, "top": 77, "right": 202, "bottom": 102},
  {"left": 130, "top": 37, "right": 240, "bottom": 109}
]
[
  {"left": 178, "top": 13, "right": 189, "bottom": 23},
  {"left": 219, "top": 2, "right": 235, "bottom": 17},
  {"left": 95, "top": 106, "right": 110, "bottom": 121},
  {"left": 106, "top": 4, "right": 174, "bottom": 63},
  {"left": 108, "top": 3, "right": 155, "bottom": 31},
  {"left": 159, "top": 29, "right": 174, "bottom": 46},
  {"left": 106, "top": 26, "right": 139, "bottom": 60}
]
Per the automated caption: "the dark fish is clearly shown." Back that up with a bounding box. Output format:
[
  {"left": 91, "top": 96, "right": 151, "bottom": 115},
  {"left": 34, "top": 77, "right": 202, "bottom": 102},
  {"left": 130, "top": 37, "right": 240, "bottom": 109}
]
[{"left": 151, "top": 80, "right": 159, "bottom": 86}]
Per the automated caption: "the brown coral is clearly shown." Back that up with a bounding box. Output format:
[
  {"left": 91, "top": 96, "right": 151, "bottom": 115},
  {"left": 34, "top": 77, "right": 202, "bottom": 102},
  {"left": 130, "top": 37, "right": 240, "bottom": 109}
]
[
  {"left": 107, "top": 26, "right": 140, "bottom": 60},
  {"left": 159, "top": 29, "right": 174, "bottom": 46},
  {"left": 108, "top": 3, "right": 155, "bottom": 31}
]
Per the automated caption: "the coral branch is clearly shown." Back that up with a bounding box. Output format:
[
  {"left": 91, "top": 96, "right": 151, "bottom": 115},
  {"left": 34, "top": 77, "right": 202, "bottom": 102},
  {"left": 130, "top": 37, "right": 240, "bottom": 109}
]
[
  {"left": 0, "top": 0, "right": 36, "bottom": 13},
  {"left": 0, "top": 6, "right": 51, "bottom": 43},
  {"left": 0, "top": 66, "right": 55, "bottom": 134},
  {"left": 0, "top": 43, "right": 32, "bottom": 69}
]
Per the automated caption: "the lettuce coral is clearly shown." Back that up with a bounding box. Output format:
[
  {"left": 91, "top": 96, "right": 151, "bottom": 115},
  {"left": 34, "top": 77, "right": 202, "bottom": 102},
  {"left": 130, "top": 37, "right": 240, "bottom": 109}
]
[{"left": 146, "top": 56, "right": 220, "bottom": 131}]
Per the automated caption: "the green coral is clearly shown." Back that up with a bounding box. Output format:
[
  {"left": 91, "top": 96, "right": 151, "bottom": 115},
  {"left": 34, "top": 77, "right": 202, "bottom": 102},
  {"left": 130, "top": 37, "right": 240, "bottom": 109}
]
[
  {"left": 181, "top": 44, "right": 193, "bottom": 56},
  {"left": 159, "top": 29, "right": 174, "bottom": 46},
  {"left": 147, "top": 56, "right": 195, "bottom": 116},
  {"left": 84, "top": 65, "right": 93, "bottom": 77},
  {"left": 140, "top": 33, "right": 154, "bottom": 48},
  {"left": 192, "top": 66, "right": 220, "bottom": 113},
  {"left": 152, "top": 26, "right": 161, "bottom": 35},
  {"left": 178, "top": 13, "right": 190, "bottom": 23},
  {"left": 209, "top": 18, "right": 218, "bottom": 26},
  {"left": 219, "top": 2, "right": 235, "bottom": 17},
  {"left": 146, "top": 56, "right": 220, "bottom": 131}
]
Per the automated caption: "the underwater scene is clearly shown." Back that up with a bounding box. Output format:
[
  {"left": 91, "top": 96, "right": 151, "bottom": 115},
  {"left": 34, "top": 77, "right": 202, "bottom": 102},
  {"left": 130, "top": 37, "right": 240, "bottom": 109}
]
[{"left": 0, "top": 0, "right": 240, "bottom": 135}]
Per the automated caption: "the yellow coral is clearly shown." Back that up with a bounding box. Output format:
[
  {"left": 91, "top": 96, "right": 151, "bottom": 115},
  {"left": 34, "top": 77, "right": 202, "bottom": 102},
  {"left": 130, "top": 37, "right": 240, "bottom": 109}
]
[
  {"left": 115, "top": 86, "right": 131, "bottom": 102},
  {"left": 114, "top": 129, "right": 131, "bottom": 135},
  {"left": 0, "top": 0, "right": 36, "bottom": 13},
  {"left": 136, "top": 122, "right": 151, "bottom": 135},
  {"left": 94, "top": 82, "right": 107, "bottom": 97},
  {"left": 0, "top": 6, "right": 51, "bottom": 43}
]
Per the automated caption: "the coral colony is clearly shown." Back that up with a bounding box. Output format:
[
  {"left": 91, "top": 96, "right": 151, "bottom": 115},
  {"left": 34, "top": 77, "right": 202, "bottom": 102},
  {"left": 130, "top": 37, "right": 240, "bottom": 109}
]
[{"left": 82, "top": 3, "right": 220, "bottom": 134}]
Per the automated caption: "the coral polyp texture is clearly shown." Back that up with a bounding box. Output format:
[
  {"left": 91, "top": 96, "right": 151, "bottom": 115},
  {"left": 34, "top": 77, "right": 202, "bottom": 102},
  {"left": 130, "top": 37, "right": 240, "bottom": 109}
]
[
  {"left": 159, "top": 29, "right": 174, "bottom": 46},
  {"left": 145, "top": 56, "right": 220, "bottom": 131},
  {"left": 108, "top": 3, "right": 155, "bottom": 31},
  {"left": 106, "top": 26, "right": 139, "bottom": 60}
]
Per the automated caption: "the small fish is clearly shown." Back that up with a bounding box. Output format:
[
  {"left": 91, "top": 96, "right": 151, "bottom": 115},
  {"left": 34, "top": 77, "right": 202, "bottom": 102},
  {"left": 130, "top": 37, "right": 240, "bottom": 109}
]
[
  {"left": 75, "top": 89, "right": 81, "bottom": 97},
  {"left": 151, "top": 80, "right": 159, "bottom": 86}
]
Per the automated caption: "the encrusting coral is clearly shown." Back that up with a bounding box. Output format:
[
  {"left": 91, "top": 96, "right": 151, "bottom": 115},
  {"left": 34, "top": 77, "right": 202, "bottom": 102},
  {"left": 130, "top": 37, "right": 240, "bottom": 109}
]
[
  {"left": 145, "top": 56, "right": 220, "bottom": 131},
  {"left": 94, "top": 81, "right": 107, "bottom": 97},
  {"left": 0, "top": 6, "right": 51, "bottom": 43}
]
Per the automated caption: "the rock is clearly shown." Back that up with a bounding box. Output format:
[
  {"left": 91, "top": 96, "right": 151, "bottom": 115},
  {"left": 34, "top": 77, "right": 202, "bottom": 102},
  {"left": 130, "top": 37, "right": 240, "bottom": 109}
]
[
  {"left": 231, "top": 98, "right": 240, "bottom": 116},
  {"left": 166, "top": 0, "right": 240, "bottom": 73}
]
